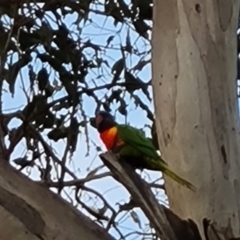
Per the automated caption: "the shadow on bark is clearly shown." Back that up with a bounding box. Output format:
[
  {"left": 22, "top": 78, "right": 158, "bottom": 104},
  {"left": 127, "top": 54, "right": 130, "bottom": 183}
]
[{"left": 100, "top": 151, "right": 240, "bottom": 240}]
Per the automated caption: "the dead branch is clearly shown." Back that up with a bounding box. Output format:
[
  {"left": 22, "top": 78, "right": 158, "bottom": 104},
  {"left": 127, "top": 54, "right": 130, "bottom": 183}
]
[{"left": 100, "top": 151, "right": 203, "bottom": 240}]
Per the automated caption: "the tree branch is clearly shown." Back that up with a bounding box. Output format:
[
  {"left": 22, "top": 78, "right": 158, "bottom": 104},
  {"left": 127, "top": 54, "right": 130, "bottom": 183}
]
[
  {"left": 0, "top": 158, "right": 115, "bottom": 240},
  {"left": 100, "top": 152, "right": 240, "bottom": 240},
  {"left": 100, "top": 151, "right": 203, "bottom": 240}
]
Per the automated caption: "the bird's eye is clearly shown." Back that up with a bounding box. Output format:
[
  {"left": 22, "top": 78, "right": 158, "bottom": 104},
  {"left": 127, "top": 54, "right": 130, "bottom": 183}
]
[{"left": 96, "top": 115, "right": 103, "bottom": 126}]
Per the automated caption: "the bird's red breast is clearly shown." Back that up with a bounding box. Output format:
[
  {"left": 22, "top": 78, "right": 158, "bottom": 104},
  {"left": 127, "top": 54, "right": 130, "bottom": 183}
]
[{"left": 100, "top": 126, "right": 124, "bottom": 150}]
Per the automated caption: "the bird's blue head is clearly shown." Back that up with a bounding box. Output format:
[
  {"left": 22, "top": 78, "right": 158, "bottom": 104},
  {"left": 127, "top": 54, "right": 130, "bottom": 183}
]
[{"left": 95, "top": 111, "right": 116, "bottom": 132}]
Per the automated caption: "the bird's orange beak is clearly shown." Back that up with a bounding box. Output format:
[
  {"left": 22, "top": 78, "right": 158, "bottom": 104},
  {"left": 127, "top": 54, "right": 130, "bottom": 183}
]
[{"left": 96, "top": 114, "right": 103, "bottom": 128}]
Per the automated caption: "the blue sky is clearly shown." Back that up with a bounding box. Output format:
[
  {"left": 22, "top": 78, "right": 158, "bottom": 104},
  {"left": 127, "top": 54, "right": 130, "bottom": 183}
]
[{"left": 1, "top": 2, "right": 166, "bottom": 239}]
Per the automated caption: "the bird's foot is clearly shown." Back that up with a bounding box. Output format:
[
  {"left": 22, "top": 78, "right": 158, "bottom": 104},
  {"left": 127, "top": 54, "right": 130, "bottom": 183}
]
[{"left": 114, "top": 153, "right": 121, "bottom": 160}]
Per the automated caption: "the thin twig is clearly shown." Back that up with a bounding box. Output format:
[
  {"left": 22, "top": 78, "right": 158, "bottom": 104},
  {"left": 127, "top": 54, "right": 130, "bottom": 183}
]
[
  {"left": 42, "top": 172, "right": 112, "bottom": 188},
  {"left": 29, "top": 124, "right": 78, "bottom": 180}
]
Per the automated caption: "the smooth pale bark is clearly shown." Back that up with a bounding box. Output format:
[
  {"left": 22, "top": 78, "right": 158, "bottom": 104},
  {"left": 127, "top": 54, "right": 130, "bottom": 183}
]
[
  {"left": 0, "top": 160, "right": 115, "bottom": 240},
  {"left": 152, "top": 0, "right": 240, "bottom": 238}
]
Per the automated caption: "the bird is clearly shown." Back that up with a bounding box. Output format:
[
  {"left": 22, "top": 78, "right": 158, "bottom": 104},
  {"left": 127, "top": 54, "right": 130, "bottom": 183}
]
[{"left": 95, "top": 111, "right": 195, "bottom": 191}]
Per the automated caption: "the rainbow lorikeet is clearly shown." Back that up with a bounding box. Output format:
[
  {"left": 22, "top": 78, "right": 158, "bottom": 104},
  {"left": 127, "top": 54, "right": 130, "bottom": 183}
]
[{"left": 96, "top": 111, "right": 195, "bottom": 191}]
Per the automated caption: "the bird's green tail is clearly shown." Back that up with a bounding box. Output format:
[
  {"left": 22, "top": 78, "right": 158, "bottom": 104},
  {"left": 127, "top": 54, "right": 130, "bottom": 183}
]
[
  {"left": 163, "top": 167, "right": 196, "bottom": 191},
  {"left": 153, "top": 158, "right": 196, "bottom": 191}
]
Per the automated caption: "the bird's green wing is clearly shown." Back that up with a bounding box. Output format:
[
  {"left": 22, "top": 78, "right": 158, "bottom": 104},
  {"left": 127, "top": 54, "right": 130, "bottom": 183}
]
[
  {"left": 117, "top": 124, "right": 160, "bottom": 160},
  {"left": 117, "top": 124, "right": 195, "bottom": 191}
]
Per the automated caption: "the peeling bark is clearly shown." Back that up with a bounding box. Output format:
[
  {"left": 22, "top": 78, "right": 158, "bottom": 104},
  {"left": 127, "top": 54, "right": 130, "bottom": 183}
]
[
  {"left": 152, "top": 0, "right": 240, "bottom": 238},
  {"left": 0, "top": 160, "right": 115, "bottom": 240}
]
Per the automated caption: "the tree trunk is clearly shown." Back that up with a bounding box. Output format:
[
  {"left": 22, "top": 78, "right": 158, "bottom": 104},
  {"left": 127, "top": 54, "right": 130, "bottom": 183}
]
[
  {"left": 152, "top": 0, "right": 240, "bottom": 238},
  {"left": 0, "top": 160, "right": 114, "bottom": 240}
]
